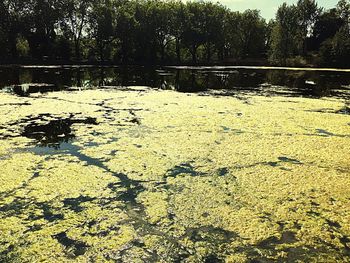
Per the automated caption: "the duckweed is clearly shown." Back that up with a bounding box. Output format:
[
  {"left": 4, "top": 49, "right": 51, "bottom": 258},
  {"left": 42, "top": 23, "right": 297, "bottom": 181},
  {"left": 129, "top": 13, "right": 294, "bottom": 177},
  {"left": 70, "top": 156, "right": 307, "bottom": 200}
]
[{"left": 0, "top": 88, "right": 349, "bottom": 262}]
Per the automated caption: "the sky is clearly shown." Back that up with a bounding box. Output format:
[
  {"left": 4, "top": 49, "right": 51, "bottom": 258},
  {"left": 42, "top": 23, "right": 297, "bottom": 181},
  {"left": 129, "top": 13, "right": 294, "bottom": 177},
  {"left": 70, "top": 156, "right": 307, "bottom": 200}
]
[{"left": 187, "top": 0, "right": 340, "bottom": 20}]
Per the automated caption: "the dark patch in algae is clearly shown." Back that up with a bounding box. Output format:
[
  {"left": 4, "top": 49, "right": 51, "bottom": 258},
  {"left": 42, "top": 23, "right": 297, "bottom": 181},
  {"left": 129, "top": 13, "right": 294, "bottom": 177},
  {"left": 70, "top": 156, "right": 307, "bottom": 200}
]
[
  {"left": 278, "top": 156, "right": 303, "bottom": 164},
  {"left": 167, "top": 163, "right": 204, "bottom": 177},
  {"left": 63, "top": 196, "right": 96, "bottom": 212},
  {"left": 53, "top": 232, "right": 88, "bottom": 257},
  {"left": 217, "top": 167, "right": 229, "bottom": 176},
  {"left": 21, "top": 116, "right": 97, "bottom": 147}
]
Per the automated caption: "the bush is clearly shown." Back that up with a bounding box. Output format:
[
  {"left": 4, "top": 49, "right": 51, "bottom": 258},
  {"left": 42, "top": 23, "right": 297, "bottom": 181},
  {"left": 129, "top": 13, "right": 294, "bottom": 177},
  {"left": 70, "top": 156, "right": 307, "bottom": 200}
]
[
  {"left": 16, "top": 36, "right": 30, "bottom": 58},
  {"left": 319, "top": 26, "right": 350, "bottom": 67},
  {"left": 331, "top": 26, "right": 350, "bottom": 67},
  {"left": 285, "top": 56, "right": 308, "bottom": 67}
]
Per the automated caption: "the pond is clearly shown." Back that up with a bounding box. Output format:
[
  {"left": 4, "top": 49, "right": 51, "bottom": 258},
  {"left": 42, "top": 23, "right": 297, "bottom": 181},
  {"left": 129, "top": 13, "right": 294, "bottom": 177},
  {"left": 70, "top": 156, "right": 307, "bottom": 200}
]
[
  {"left": 0, "top": 66, "right": 350, "bottom": 262},
  {"left": 1, "top": 65, "right": 350, "bottom": 98}
]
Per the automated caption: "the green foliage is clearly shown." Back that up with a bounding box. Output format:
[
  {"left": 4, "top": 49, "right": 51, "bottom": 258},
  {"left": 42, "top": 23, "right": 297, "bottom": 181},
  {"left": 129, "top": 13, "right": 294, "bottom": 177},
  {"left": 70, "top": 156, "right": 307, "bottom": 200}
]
[
  {"left": 317, "top": 1, "right": 350, "bottom": 67},
  {"left": 332, "top": 26, "right": 350, "bottom": 58},
  {"left": 222, "top": 10, "right": 266, "bottom": 60},
  {"left": 311, "top": 8, "right": 344, "bottom": 50},
  {"left": 337, "top": 0, "right": 350, "bottom": 24},
  {"left": 269, "top": 0, "right": 349, "bottom": 66},
  {"left": 269, "top": 3, "right": 301, "bottom": 64},
  {"left": 89, "top": 0, "right": 116, "bottom": 61},
  {"left": 16, "top": 36, "right": 30, "bottom": 58},
  {"left": 239, "top": 10, "right": 267, "bottom": 58},
  {"left": 0, "top": 0, "right": 349, "bottom": 66},
  {"left": 181, "top": 2, "right": 206, "bottom": 63},
  {"left": 115, "top": 1, "right": 137, "bottom": 64},
  {"left": 297, "top": 0, "right": 321, "bottom": 55}
]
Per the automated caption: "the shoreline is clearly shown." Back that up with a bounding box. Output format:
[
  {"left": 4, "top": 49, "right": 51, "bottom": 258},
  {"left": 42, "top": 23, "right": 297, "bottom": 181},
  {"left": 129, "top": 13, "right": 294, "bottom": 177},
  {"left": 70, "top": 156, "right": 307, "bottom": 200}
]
[{"left": 0, "top": 64, "right": 350, "bottom": 72}]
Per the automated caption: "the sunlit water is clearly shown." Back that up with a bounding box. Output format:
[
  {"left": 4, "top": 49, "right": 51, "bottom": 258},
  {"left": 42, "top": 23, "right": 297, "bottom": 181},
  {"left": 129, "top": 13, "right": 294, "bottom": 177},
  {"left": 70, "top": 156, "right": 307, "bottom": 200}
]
[{"left": 0, "top": 66, "right": 349, "bottom": 262}]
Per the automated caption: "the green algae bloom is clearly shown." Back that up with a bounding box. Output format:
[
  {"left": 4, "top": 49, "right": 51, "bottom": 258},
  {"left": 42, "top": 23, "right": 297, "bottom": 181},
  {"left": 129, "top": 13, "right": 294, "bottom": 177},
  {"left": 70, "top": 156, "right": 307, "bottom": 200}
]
[{"left": 0, "top": 87, "right": 349, "bottom": 262}]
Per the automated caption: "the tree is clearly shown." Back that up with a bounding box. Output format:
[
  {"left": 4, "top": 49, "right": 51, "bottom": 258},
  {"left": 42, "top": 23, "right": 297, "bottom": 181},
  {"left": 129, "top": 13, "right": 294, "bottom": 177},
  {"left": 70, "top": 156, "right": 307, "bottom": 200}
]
[
  {"left": 115, "top": 1, "right": 137, "bottom": 64},
  {"left": 182, "top": 2, "right": 206, "bottom": 63},
  {"left": 332, "top": 26, "right": 350, "bottom": 63},
  {"left": 238, "top": 10, "right": 267, "bottom": 58},
  {"left": 269, "top": 3, "right": 300, "bottom": 64},
  {"left": 27, "top": 0, "right": 64, "bottom": 59},
  {"left": 311, "top": 8, "right": 343, "bottom": 50},
  {"left": 318, "top": 1, "right": 350, "bottom": 67},
  {"left": 168, "top": 0, "right": 186, "bottom": 63},
  {"left": 152, "top": 1, "right": 173, "bottom": 63},
  {"left": 337, "top": 0, "right": 350, "bottom": 35},
  {"left": 296, "top": 0, "right": 321, "bottom": 54},
  {"left": 61, "top": 0, "right": 93, "bottom": 61},
  {"left": 0, "top": 1, "right": 10, "bottom": 59},
  {"left": 89, "top": 0, "right": 116, "bottom": 62},
  {"left": 2, "top": 0, "right": 34, "bottom": 59},
  {"left": 266, "top": 19, "right": 276, "bottom": 52},
  {"left": 321, "top": 25, "right": 350, "bottom": 67},
  {"left": 224, "top": 11, "right": 242, "bottom": 59},
  {"left": 337, "top": 0, "right": 350, "bottom": 25},
  {"left": 0, "top": 0, "right": 347, "bottom": 66},
  {"left": 330, "top": 0, "right": 350, "bottom": 67},
  {"left": 224, "top": 10, "right": 267, "bottom": 60},
  {"left": 201, "top": 2, "right": 226, "bottom": 62}
]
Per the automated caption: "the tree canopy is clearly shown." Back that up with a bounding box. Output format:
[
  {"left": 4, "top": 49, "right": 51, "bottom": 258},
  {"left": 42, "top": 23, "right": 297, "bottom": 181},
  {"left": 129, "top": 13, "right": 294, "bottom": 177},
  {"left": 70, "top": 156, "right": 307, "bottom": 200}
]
[{"left": 0, "top": 0, "right": 349, "bottom": 67}]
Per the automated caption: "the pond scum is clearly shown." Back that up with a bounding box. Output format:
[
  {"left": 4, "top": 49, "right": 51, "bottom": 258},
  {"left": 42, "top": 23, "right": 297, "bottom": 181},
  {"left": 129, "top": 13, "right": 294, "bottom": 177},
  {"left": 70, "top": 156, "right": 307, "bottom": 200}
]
[{"left": 0, "top": 88, "right": 349, "bottom": 262}]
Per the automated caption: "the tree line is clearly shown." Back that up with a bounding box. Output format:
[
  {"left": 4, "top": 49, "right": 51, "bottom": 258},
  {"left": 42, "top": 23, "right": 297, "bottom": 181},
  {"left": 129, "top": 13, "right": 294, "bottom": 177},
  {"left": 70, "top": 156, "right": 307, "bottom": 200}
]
[{"left": 0, "top": 0, "right": 349, "bottom": 66}]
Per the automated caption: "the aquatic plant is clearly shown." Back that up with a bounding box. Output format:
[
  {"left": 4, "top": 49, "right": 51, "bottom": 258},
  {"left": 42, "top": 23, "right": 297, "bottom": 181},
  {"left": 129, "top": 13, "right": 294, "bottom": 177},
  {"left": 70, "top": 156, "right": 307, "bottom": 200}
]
[{"left": 0, "top": 88, "right": 349, "bottom": 262}]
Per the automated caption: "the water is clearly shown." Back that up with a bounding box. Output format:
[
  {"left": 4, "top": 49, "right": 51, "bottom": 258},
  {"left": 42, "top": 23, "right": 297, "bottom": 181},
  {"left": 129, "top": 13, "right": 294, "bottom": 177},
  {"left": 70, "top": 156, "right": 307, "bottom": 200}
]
[
  {"left": 1, "top": 65, "right": 350, "bottom": 99},
  {"left": 1, "top": 65, "right": 350, "bottom": 262}
]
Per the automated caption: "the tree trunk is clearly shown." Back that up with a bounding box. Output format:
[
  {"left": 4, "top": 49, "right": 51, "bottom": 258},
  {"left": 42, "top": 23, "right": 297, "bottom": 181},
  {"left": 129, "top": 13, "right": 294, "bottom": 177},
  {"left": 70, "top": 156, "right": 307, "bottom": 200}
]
[
  {"left": 206, "top": 43, "right": 211, "bottom": 62},
  {"left": 99, "top": 43, "right": 104, "bottom": 62},
  {"left": 161, "top": 45, "right": 165, "bottom": 63},
  {"left": 75, "top": 40, "right": 81, "bottom": 61},
  {"left": 191, "top": 44, "right": 197, "bottom": 64},
  {"left": 121, "top": 41, "right": 128, "bottom": 64},
  {"left": 218, "top": 46, "right": 224, "bottom": 61},
  {"left": 176, "top": 38, "right": 181, "bottom": 63}
]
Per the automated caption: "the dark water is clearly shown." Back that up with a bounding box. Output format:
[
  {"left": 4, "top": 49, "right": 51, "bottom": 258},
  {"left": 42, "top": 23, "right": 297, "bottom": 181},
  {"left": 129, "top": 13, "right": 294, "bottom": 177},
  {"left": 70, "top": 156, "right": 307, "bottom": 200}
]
[
  {"left": 21, "top": 114, "right": 97, "bottom": 148},
  {"left": 0, "top": 66, "right": 350, "bottom": 99}
]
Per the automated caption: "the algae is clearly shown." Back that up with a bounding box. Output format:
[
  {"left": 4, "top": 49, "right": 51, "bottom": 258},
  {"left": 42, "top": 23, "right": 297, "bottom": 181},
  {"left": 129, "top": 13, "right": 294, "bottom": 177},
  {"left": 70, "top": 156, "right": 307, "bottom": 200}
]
[{"left": 0, "top": 87, "right": 349, "bottom": 262}]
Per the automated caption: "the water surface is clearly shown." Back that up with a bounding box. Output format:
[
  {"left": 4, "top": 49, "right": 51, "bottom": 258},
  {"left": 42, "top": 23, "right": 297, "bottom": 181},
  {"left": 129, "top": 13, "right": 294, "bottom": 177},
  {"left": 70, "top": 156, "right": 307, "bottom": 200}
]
[
  {"left": 1, "top": 65, "right": 350, "bottom": 99},
  {"left": 0, "top": 66, "right": 349, "bottom": 262}
]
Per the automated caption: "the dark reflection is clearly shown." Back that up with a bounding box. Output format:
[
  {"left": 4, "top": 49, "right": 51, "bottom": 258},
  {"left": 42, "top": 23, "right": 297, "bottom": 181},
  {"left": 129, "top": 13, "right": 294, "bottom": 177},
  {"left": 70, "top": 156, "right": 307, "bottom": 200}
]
[
  {"left": 13, "top": 84, "right": 61, "bottom": 96},
  {"left": 336, "top": 106, "right": 350, "bottom": 115},
  {"left": 21, "top": 115, "right": 97, "bottom": 148},
  {"left": 1, "top": 66, "right": 350, "bottom": 99}
]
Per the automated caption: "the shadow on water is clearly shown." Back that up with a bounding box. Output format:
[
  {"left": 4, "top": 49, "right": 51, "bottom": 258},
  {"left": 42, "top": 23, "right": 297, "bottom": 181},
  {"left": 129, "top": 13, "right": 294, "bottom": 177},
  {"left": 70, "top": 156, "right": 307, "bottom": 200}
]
[
  {"left": 1, "top": 66, "right": 350, "bottom": 99},
  {"left": 31, "top": 144, "right": 144, "bottom": 206},
  {"left": 53, "top": 232, "right": 89, "bottom": 258},
  {"left": 21, "top": 115, "right": 97, "bottom": 148},
  {"left": 14, "top": 114, "right": 145, "bottom": 207}
]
